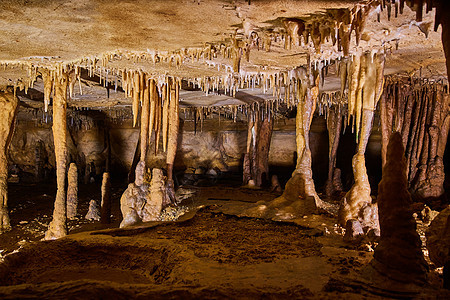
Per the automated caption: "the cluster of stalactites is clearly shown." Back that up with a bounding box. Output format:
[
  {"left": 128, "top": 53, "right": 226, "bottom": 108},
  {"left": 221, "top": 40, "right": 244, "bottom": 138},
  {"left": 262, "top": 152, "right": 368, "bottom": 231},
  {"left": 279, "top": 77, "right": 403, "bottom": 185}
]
[
  {"left": 336, "top": 51, "right": 385, "bottom": 140},
  {"left": 124, "top": 71, "right": 180, "bottom": 157},
  {"left": 282, "top": 1, "right": 379, "bottom": 56},
  {"left": 40, "top": 65, "right": 82, "bottom": 112}
]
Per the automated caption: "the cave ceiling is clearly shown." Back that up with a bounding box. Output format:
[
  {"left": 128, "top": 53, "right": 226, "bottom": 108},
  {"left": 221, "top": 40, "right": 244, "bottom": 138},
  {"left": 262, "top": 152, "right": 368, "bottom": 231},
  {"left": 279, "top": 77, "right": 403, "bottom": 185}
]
[{"left": 0, "top": 0, "right": 446, "bottom": 110}]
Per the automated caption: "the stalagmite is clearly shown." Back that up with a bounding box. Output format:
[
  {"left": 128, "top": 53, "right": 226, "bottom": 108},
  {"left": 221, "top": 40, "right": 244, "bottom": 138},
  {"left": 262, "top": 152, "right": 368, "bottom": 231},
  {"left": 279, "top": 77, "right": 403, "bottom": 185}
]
[
  {"left": 45, "top": 71, "right": 69, "bottom": 240},
  {"left": 66, "top": 163, "right": 78, "bottom": 220},
  {"left": 371, "top": 132, "right": 428, "bottom": 285},
  {"left": 0, "top": 89, "right": 18, "bottom": 233},
  {"left": 140, "top": 76, "right": 150, "bottom": 162},
  {"left": 100, "top": 172, "right": 111, "bottom": 224},
  {"left": 148, "top": 168, "right": 166, "bottom": 216},
  {"left": 85, "top": 200, "right": 101, "bottom": 221},
  {"left": 120, "top": 162, "right": 163, "bottom": 227}
]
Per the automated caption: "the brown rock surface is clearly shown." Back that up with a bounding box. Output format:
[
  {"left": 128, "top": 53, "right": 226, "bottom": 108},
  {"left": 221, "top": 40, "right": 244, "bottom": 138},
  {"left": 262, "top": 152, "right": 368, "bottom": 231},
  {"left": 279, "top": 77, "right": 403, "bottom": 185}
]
[{"left": 371, "top": 132, "right": 428, "bottom": 285}]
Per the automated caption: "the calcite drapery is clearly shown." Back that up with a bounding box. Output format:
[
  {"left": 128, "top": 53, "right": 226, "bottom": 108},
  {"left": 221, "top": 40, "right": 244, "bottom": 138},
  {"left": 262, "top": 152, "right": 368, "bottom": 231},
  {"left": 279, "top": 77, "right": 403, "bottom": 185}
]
[{"left": 0, "top": 89, "right": 18, "bottom": 233}]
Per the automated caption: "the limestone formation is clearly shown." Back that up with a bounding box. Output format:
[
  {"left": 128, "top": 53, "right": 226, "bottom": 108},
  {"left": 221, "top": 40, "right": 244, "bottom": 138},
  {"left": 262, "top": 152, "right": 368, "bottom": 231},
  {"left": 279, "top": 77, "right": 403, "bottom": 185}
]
[
  {"left": 0, "top": 89, "right": 19, "bottom": 233},
  {"left": 66, "top": 163, "right": 78, "bottom": 220},
  {"left": 343, "top": 219, "right": 364, "bottom": 243},
  {"left": 45, "top": 71, "right": 69, "bottom": 240},
  {"left": 243, "top": 113, "right": 273, "bottom": 187},
  {"left": 85, "top": 200, "right": 101, "bottom": 221},
  {"left": 426, "top": 205, "right": 450, "bottom": 280},
  {"left": 371, "top": 132, "right": 428, "bottom": 285},
  {"left": 100, "top": 172, "right": 111, "bottom": 224},
  {"left": 381, "top": 81, "right": 450, "bottom": 200},
  {"left": 120, "top": 161, "right": 166, "bottom": 228},
  {"left": 338, "top": 52, "right": 384, "bottom": 232},
  {"left": 325, "top": 104, "right": 343, "bottom": 197}
]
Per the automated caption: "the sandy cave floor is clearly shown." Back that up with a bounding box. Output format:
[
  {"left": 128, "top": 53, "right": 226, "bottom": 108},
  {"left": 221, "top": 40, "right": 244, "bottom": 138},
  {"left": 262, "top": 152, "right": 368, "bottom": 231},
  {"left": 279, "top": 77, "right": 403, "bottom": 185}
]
[{"left": 0, "top": 178, "right": 449, "bottom": 299}]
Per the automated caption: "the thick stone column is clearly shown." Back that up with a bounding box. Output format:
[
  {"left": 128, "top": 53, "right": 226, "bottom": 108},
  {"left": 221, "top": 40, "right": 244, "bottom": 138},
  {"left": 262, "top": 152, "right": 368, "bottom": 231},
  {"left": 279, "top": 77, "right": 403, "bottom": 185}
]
[
  {"left": 45, "top": 71, "right": 69, "bottom": 240},
  {"left": 0, "top": 89, "right": 18, "bottom": 233}
]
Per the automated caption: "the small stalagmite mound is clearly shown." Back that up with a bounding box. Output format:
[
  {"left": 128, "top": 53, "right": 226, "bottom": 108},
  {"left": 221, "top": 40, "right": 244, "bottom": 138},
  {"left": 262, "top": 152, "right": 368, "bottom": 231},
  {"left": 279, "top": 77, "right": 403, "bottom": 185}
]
[{"left": 371, "top": 132, "right": 428, "bottom": 285}]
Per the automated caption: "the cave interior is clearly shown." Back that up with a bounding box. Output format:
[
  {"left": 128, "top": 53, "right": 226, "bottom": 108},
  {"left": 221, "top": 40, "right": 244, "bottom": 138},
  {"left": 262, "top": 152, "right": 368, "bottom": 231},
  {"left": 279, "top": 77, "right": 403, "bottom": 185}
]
[{"left": 0, "top": 0, "right": 449, "bottom": 298}]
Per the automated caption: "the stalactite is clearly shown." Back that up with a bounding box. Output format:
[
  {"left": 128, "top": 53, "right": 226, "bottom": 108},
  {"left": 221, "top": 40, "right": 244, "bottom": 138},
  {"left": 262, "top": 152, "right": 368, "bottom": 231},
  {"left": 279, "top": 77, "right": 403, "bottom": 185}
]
[
  {"left": 140, "top": 76, "right": 150, "bottom": 162},
  {"left": 162, "top": 83, "right": 169, "bottom": 152},
  {"left": 132, "top": 71, "right": 140, "bottom": 127},
  {"left": 45, "top": 70, "right": 69, "bottom": 240},
  {"left": 166, "top": 79, "right": 180, "bottom": 183},
  {"left": 154, "top": 86, "right": 162, "bottom": 154},
  {"left": 148, "top": 79, "right": 156, "bottom": 144},
  {"left": 41, "top": 69, "right": 53, "bottom": 113},
  {"left": 0, "top": 89, "right": 18, "bottom": 233}
]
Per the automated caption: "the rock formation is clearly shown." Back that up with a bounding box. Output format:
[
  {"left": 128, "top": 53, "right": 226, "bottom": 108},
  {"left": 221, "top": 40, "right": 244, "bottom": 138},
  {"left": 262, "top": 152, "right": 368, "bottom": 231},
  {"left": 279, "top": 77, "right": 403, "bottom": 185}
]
[
  {"left": 66, "top": 163, "right": 78, "bottom": 219},
  {"left": 243, "top": 111, "right": 273, "bottom": 188},
  {"left": 120, "top": 161, "right": 166, "bottom": 228},
  {"left": 371, "top": 132, "right": 428, "bottom": 285},
  {"left": 0, "top": 89, "right": 18, "bottom": 233},
  {"left": 85, "top": 199, "right": 101, "bottom": 221},
  {"left": 45, "top": 71, "right": 69, "bottom": 240},
  {"left": 338, "top": 52, "right": 384, "bottom": 234},
  {"left": 100, "top": 172, "right": 111, "bottom": 224},
  {"left": 426, "top": 205, "right": 450, "bottom": 288},
  {"left": 325, "top": 103, "right": 343, "bottom": 197}
]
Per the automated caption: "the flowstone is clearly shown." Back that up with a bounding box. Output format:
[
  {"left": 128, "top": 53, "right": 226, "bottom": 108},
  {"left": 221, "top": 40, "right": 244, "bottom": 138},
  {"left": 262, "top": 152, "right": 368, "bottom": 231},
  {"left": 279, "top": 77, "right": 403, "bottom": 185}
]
[{"left": 119, "top": 161, "right": 167, "bottom": 228}]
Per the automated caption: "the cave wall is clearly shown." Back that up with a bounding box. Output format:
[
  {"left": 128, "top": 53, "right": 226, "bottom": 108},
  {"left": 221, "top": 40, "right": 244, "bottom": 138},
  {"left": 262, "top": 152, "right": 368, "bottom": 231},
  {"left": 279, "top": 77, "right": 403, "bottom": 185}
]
[{"left": 7, "top": 113, "right": 383, "bottom": 189}]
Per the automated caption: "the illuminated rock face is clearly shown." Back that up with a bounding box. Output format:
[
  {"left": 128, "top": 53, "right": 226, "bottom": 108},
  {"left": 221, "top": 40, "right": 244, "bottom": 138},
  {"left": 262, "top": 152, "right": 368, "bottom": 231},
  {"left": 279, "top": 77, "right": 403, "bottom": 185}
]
[
  {"left": 371, "top": 132, "right": 428, "bottom": 285},
  {"left": 120, "top": 162, "right": 165, "bottom": 228},
  {"left": 0, "top": 90, "right": 18, "bottom": 233}
]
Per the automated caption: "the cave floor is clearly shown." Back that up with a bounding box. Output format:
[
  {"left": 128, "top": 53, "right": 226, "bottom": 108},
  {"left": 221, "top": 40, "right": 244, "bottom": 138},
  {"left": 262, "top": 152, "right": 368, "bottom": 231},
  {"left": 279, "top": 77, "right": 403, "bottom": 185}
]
[{"left": 0, "top": 181, "right": 448, "bottom": 299}]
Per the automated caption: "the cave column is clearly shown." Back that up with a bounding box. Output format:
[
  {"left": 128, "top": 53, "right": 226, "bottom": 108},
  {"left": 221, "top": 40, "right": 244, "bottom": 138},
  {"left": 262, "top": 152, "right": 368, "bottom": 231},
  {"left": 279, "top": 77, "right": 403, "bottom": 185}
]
[
  {"left": 243, "top": 110, "right": 274, "bottom": 187},
  {"left": 0, "top": 89, "right": 19, "bottom": 233},
  {"left": 271, "top": 72, "right": 333, "bottom": 214},
  {"left": 338, "top": 52, "right": 384, "bottom": 229},
  {"left": 45, "top": 70, "right": 69, "bottom": 240}
]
